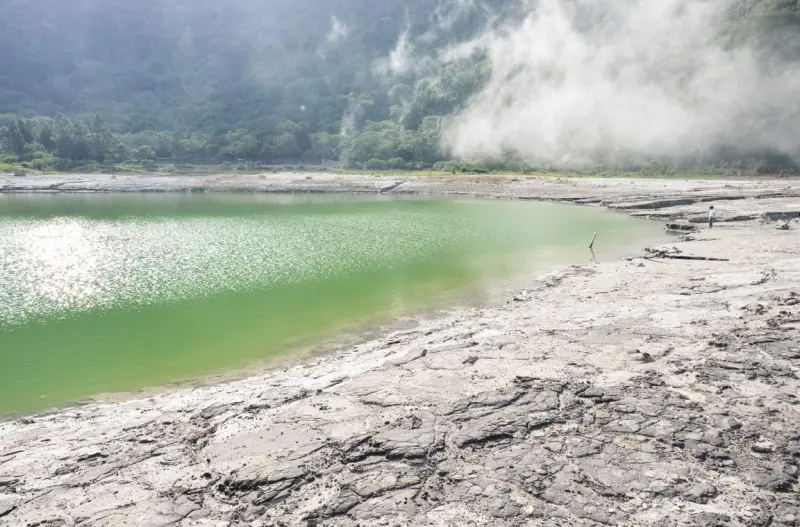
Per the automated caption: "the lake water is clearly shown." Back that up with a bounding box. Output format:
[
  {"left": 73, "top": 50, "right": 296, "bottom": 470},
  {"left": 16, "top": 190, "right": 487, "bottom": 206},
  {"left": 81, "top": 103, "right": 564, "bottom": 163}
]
[{"left": 0, "top": 193, "right": 662, "bottom": 415}]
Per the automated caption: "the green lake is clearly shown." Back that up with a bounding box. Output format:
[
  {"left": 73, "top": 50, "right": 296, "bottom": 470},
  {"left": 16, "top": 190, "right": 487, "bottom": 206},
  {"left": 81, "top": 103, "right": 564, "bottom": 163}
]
[{"left": 0, "top": 193, "right": 662, "bottom": 416}]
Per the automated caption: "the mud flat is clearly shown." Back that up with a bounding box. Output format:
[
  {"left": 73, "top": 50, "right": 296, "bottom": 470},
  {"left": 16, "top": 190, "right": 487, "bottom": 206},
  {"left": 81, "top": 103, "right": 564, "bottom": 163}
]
[{"left": 1, "top": 174, "right": 800, "bottom": 526}]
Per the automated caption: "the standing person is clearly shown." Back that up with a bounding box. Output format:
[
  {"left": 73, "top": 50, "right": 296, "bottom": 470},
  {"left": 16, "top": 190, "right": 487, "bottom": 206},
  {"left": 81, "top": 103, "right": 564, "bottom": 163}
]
[{"left": 708, "top": 205, "right": 715, "bottom": 229}]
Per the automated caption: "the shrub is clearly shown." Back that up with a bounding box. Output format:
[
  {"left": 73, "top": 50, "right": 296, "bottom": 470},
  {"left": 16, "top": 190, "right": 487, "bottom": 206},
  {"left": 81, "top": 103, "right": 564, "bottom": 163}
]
[
  {"left": 387, "top": 157, "right": 407, "bottom": 170},
  {"left": 365, "top": 158, "right": 388, "bottom": 170}
]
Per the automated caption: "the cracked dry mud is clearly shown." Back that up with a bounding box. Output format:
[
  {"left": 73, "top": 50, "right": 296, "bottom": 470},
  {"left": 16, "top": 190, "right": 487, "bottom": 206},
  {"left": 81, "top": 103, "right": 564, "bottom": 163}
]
[{"left": 0, "top": 175, "right": 799, "bottom": 526}]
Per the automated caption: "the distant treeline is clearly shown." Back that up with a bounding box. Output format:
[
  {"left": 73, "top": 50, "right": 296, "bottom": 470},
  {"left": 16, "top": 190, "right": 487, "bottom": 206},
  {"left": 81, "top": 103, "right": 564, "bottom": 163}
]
[{"left": 1, "top": 113, "right": 797, "bottom": 174}]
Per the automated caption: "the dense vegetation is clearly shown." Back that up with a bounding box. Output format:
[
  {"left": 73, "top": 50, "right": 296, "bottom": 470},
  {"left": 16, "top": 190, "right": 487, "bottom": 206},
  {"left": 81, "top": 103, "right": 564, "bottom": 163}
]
[{"left": 0, "top": 0, "right": 798, "bottom": 173}]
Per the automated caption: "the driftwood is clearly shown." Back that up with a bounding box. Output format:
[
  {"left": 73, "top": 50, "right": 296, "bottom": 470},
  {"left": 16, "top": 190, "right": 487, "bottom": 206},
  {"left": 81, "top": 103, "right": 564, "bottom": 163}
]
[
  {"left": 588, "top": 232, "right": 598, "bottom": 250},
  {"left": 665, "top": 223, "right": 697, "bottom": 232},
  {"left": 644, "top": 247, "right": 729, "bottom": 262},
  {"left": 655, "top": 254, "right": 730, "bottom": 262}
]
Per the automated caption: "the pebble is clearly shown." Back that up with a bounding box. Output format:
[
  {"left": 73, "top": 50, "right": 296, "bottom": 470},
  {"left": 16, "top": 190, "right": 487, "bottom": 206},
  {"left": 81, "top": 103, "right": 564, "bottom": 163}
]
[{"left": 752, "top": 441, "right": 775, "bottom": 454}]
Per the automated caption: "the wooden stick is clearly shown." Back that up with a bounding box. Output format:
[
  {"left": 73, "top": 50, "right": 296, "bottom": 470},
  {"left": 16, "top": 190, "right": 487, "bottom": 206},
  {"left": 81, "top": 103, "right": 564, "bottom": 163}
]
[
  {"left": 661, "top": 255, "right": 729, "bottom": 262},
  {"left": 588, "top": 232, "right": 598, "bottom": 250},
  {"left": 644, "top": 254, "right": 729, "bottom": 262}
]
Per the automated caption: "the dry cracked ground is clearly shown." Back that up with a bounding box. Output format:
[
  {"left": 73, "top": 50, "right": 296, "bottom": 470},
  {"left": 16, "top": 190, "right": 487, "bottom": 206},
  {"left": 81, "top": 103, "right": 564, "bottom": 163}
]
[{"left": 0, "top": 175, "right": 799, "bottom": 526}]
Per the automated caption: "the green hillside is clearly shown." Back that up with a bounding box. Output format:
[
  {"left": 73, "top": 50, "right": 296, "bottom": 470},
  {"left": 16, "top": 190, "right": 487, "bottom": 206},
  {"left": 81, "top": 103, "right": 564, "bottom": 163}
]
[{"left": 0, "top": 0, "right": 798, "bottom": 172}]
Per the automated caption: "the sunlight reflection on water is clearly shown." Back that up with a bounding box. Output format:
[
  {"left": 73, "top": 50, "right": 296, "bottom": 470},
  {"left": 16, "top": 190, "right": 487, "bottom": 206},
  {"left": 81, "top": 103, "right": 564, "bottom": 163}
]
[{"left": 0, "top": 206, "right": 479, "bottom": 326}]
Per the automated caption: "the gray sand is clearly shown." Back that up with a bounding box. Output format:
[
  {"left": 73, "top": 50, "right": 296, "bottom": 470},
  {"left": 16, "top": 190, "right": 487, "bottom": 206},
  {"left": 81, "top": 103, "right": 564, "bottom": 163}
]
[{"left": 1, "top": 173, "right": 799, "bottom": 526}]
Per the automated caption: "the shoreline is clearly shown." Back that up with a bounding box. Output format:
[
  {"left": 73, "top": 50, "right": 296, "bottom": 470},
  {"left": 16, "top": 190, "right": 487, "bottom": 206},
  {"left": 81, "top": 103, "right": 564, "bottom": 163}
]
[
  {"left": 1, "top": 174, "right": 799, "bottom": 526},
  {"left": 3, "top": 171, "right": 800, "bottom": 224}
]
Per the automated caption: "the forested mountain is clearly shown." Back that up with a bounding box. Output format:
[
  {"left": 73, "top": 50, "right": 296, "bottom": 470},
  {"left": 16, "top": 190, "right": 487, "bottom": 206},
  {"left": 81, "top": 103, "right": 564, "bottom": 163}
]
[{"left": 1, "top": 0, "right": 799, "bottom": 172}]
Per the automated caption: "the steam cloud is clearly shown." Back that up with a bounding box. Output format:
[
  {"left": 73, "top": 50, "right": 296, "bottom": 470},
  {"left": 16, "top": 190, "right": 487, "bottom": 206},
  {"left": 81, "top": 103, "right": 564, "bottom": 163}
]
[
  {"left": 426, "top": 0, "right": 800, "bottom": 166},
  {"left": 327, "top": 16, "right": 350, "bottom": 43},
  {"left": 375, "top": 29, "right": 416, "bottom": 76}
]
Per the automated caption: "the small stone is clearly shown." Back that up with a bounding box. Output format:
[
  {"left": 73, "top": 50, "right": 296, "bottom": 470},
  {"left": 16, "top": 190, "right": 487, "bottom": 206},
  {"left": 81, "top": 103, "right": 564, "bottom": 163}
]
[
  {"left": 0, "top": 496, "right": 17, "bottom": 518},
  {"left": 692, "top": 512, "right": 732, "bottom": 527},
  {"left": 715, "top": 416, "right": 742, "bottom": 431},
  {"left": 752, "top": 441, "right": 775, "bottom": 454},
  {"left": 606, "top": 419, "right": 641, "bottom": 434},
  {"left": 544, "top": 441, "right": 563, "bottom": 452},
  {"left": 637, "top": 351, "right": 655, "bottom": 363},
  {"left": 490, "top": 500, "right": 521, "bottom": 518},
  {"left": 751, "top": 471, "right": 793, "bottom": 491},
  {"left": 684, "top": 482, "right": 718, "bottom": 504},
  {"left": 0, "top": 477, "right": 19, "bottom": 488}
]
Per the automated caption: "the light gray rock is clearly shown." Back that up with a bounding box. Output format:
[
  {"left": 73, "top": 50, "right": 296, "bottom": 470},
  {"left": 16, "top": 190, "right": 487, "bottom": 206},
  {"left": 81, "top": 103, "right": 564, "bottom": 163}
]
[{"left": 2, "top": 176, "right": 800, "bottom": 526}]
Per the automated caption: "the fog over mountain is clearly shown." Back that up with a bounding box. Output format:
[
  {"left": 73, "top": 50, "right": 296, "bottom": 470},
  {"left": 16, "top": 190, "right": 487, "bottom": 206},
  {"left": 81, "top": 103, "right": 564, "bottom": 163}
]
[
  {"left": 439, "top": 0, "right": 800, "bottom": 166},
  {"left": 1, "top": 0, "right": 799, "bottom": 171}
]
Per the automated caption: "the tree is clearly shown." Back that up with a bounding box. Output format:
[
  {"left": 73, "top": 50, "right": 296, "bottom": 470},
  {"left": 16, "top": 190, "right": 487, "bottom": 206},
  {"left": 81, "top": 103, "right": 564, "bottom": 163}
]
[
  {"left": 309, "top": 132, "right": 340, "bottom": 160},
  {"left": 134, "top": 145, "right": 156, "bottom": 164},
  {"left": 90, "top": 115, "right": 111, "bottom": 161},
  {"left": 104, "top": 135, "right": 128, "bottom": 162},
  {"left": 38, "top": 125, "right": 56, "bottom": 152},
  {"left": 220, "top": 130, "right": 261, "bottom": 160},
  {"left": 270, "top": 132, "right": 302, "bottom": 158},
  {"left": 52, "top": 116, "right": 90, "bottom": 161},
  {"left": 171, "top": 131, "right": 186, "bottom": 159},
  {"left": 17, "top": 119, "right": 34, "bottom": 143},
  {"left": 5, "top": 120, "right": 27, "bottom": 158}
]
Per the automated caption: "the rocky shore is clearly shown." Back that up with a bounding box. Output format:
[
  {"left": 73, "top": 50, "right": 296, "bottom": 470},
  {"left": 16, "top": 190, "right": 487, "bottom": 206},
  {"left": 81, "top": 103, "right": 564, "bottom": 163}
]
[{"left": 1, "top": 174, "right": 799, "bottom": 527}]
